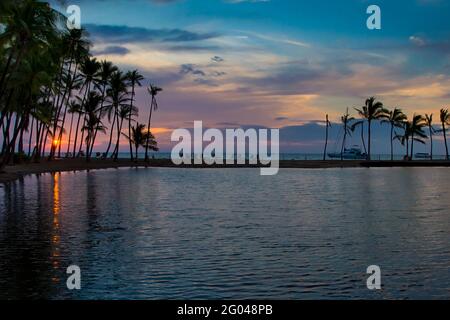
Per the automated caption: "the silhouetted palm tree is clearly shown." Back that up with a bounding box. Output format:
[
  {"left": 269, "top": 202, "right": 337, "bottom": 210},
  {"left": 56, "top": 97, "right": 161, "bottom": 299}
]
[
  {"left": 350, "top": 119, "right": 367, "bottom": 155},
  {"left": 355, "top": 97, "right": 388, "bottom": 160},
  {"left": 65, "top": 101, "right": 81, "bottom": 157},
  {"left": 81, "top": 92, "right": 104, "bottom": 161},
  {"left": 409, "top": 114, "right": 428, "bottom": 159},
  {"left": 440, "top": 109, "right": 450, "bottom": 160},
  {"left": 323, "top": 114, "right": 331, "bottom": 161},
  {"left": 382, "top": 108, "right": 407, "bottom": 161},
  {"left": 122, "top": 123, "right": 158, "bottom": 162},
  {"left": 75, "top": 57, "right": 101, "bottom": 156},
  {"left": 425, "top": 114, "right": 436, "bottom": 160},
  {"left": 104, "top": 71, "right": 128, "bottom": 158},
  {"left": 340, "top": 109, "right": 354, "bottom": 161},
  {"left": 126, "top": 70, "right": 144, "bottom": 161},
  {"left": 395, "top": 121, "right": 411, "bottom": 159},
  {"left": 145, "top": 84, "right": 162, "bottom": 161}
]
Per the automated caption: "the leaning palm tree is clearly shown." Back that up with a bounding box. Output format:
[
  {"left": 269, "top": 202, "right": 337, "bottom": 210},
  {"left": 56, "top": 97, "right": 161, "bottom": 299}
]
[
  {"left": 340, "top": 109, "right": 354, "bottom": 161},
  {"left": 126, "top": 70, "right": 144, "bottom": 161},
  {"left": 355, "top": 97, "right": 388, "bottom": 160},
  {"left": 409, "top": 114, "right": 428, "bottom": 159},
  {"left": 424, "top": 114, "right": 436, "bottom": 160},
  {"left": 440, "top": 109, "right": 450, "bottom": 160},
  {"left": 65, "top": 100, "right": 81, "bottom": 157},
  {"left": 145, "top": 84, "right": 163, "bottom": 161},
  {"left": 104, "top": 71, "right": 128, "bottom": 158},
  {"left": 323, "top": 114, "right": 331, "bottom": 161},
  {"left": 122, "top": 123, "right": 158, "bottom": 162},
  {"left": 75, "top": 57, "right": 101, "bottom": 156},
  {"left": 81, "top": 91, "right": 103, "bottom": 161},
  {"left": 382, "top": 108, "right": 407, "bottom": 160},
  {"left": 350, "top": 119, "right": 367, "bottom": 155}
]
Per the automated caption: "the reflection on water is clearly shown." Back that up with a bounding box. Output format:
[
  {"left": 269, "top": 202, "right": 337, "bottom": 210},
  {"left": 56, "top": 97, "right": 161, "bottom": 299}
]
[
  {"left": 0, "top": 167, "right": 449, "bottom": 299},
  {"left": 51, "top": 173, "right": 61, "bottom": 285}
]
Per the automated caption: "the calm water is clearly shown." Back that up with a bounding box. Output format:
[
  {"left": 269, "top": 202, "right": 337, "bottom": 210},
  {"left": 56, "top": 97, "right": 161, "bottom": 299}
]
[{"left": 0, "top": 167, "right": 449, "bottom": 300}]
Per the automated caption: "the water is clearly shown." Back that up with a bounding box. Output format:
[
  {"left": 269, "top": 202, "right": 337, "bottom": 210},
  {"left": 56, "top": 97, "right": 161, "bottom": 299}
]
[
  {"left": 69, "top": 152, "right": 450, "bottom": 161},
  {"left": 0, "top": 167, "right": 449, "bottom": 300}
]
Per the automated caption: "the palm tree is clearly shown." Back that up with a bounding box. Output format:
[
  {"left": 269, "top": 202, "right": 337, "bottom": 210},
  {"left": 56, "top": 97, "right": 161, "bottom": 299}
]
[
  {"left": 350, "top": 119, "right": 367, "bottom": 155},
  {"left": 81, "top": 91, "right": 103, "bottom": 161},
  {"left": 355, "top": 97, "right": 388, "bottom": 160},
  {"left": 340, "top": 109, "right": 354, "bottom": 161},
  {"left": 323, "top": 114, "right": 331, "bottom": 161},
  {"left": 425, "top": 114, "right": 436, "bottom": 160},
  {"left": 145, "top": 84, "right": 162, "bottom": 161},
  {"left": 0, "top": 2, "right": 154, "bottom": 171},
  {"left": 382, "top": 108, "right": 407, "bottom": 160},
  {"left": 409, "top": 114, "right": 428, "bottom": 159},
  {"left": 126, "top": 70, "right": 144, "bottom": 161},
  {"left": 122, "top": 123, "right": 158, "bottom": 162},
  {"left": 75, "top": 57, "right": 101, "bottom": 156},
  {"left": 65, "top": 100, "right": 81, "bottom": 157},
  {"left": 395, "top": 121, "right": 411, "bottom": 160},
  {"left": 440, "top": 109, "right": 450, "bottom": 160},
  {"left": 0, "top": 0, "right": 61, "bottom": 102},
  {"left": 104, "top": 71, "right": 128, "bottom": 157},
  {"left": 112, "top": 104, "right": 137, "bottom": 161}
]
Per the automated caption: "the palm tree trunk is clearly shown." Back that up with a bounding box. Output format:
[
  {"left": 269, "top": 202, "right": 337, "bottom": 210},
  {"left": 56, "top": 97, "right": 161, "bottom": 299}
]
[
  {"left": 145, "top": 97, "right": 154, "bottom": 162},
  {"left": 113, "top": 117, "right": 124, "bottom": 161},
  {"left": 405, "top": 136, "right": 409, "bottom": 159},
  {"left": 443, "top": 123, "right": 449, "bottom": 160},
  {"left": 57, "top": 103, "right": 69, "bottom": 158},
  {"left": 390, "top": 124, "right": 394, "bottom": 161},
  {"left": 429, "top": 125, "right": 433, "bottom": 160},
  {"left": 341, "top": 130, "right": 347, "bottom": 161},
  {"left": 410, "top": 133, "right": 414, "bottom": 160},
  {"left": 78, "top": 83, "right": 91, "bottom": 156},
  {"left": 360, "top": 122, "right": 367, "bottom": 155},
  {"left": 72, "top": 112, "right": 82, "bottom": 157},
  {"left": 323, "top": 115, "right": 329, "bottom": 161},
  {"left": 129, "top": 87, "right": 135, "bottom": 161},
  {"left": 28, "top": 116, "right": 35, "bottom": 157},
  {"left": 105, "top": 110, "right": 117, "bottom": 157},
  {"left": 0, "top": 115, "right": 26, "bottom": 170},
  {"left": 66, "top": 112, "right": 75, "bottom": 156},
  {"left": 2, "top": 112, "right": 12, "bottom": 155},
  {"left": 368, "top": 120, "right": 372, "bottom": 160}
]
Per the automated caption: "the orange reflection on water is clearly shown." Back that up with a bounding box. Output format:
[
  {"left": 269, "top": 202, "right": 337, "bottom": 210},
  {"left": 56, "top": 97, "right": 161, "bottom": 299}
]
[{"left": 51, "top": 173, "right": 61, "bottom": 283}]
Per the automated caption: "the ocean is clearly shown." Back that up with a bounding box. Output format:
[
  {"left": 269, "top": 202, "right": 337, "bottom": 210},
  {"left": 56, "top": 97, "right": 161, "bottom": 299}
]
[{"left": 0, "top": 167, "right": 449, "bottom": 299}]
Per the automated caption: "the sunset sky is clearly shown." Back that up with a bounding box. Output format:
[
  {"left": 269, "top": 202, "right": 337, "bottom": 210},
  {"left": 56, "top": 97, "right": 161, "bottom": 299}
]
[{"left": 52, "top": 0, "right": 450, "bottom": 153}]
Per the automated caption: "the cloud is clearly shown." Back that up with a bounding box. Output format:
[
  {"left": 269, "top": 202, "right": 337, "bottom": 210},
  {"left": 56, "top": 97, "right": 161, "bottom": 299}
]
[
  {"left": 92, "top": 45, "right": 130, "bottom": 56},
  {"left": 409, "top": 36, "right": 426, "bottom": 47},
  {"left": 180, "top": 64, "right": 206, "bottom": 76},
  {"left": 86, "top": 24, "right": 220, "bottom": 44},
  {"left": 211, "top": 56, "right": 225, "bottom": 63},
  {"left": 226, "top": 0, "right": 271, "bottom": 3}
]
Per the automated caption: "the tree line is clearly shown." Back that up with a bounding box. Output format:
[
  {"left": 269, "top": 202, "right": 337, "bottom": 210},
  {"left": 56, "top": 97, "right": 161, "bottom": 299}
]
[
  {"left": 0, "top": 0, "right": 162, "bottom": 172},
  {"left": 324, "top": 97, "right": 450, "bottom": 161}
]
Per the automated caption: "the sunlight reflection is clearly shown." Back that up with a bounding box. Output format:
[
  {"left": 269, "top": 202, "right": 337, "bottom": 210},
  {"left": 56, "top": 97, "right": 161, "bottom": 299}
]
[{"left": 51, "top": 173, "right": 61, "bottom": 283}]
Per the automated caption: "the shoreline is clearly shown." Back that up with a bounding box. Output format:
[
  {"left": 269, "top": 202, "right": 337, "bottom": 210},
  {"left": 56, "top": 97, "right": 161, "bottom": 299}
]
[{"left": 1, "top": 158, "right": 450, "bottom": 184}]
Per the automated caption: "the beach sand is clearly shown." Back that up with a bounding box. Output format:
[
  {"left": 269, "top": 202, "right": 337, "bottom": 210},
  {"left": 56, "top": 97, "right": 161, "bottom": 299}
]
[{"left": 1, "top": 158, "right": 449, "bottom": 184}]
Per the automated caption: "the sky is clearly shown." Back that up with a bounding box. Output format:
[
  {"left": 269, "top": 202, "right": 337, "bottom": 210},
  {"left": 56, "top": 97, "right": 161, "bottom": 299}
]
[{"left": 52, "top": 0, "right": 450, "bottom": 153}]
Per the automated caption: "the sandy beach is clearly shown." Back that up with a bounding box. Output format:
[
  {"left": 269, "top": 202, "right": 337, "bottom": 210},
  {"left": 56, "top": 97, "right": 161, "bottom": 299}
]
[{"left": 1, "top": 158, "right": 449, "bottom": 184}]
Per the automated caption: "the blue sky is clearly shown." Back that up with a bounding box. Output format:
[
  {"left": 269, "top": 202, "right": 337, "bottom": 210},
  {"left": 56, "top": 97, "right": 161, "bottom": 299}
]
[{"left": 52, "top": 0, "right": 450, "bottom": 153}]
